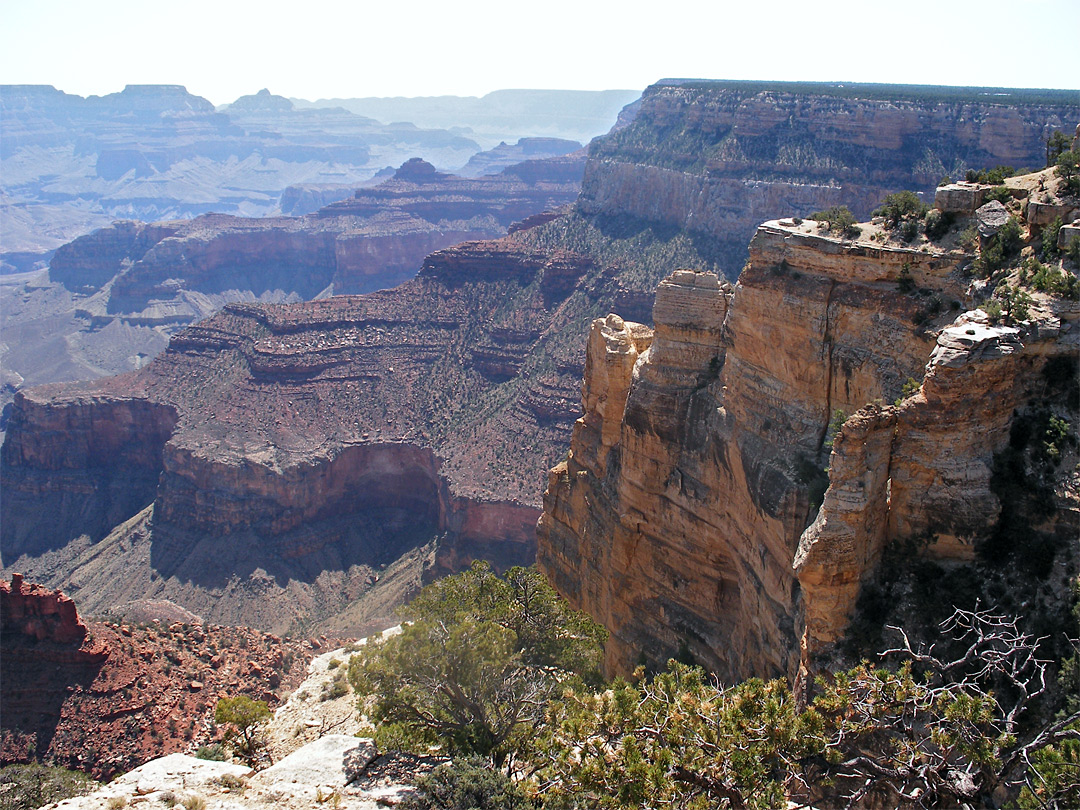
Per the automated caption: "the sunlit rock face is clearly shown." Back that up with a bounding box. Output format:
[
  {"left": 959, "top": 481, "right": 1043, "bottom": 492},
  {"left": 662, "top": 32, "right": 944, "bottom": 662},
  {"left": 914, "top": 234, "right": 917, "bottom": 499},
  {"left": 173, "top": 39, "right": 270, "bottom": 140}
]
[{"left": 538, "top": 213, "right": 1078, "bottom": 681}]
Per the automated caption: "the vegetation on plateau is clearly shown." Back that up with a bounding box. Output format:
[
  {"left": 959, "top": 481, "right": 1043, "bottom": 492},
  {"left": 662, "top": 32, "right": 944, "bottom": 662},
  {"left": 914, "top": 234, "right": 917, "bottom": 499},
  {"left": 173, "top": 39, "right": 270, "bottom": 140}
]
[
  {"left": 808, "top": 205, "right": 861, "bottom": 239},
  {"left": 213, "top": 696, "right": 271, "bottom": 767},
  {"left": 0, "top": 764, "right": 96, "bottom": 810},
  {"left": 351, "top": 562, "right": 1080, "bottom": 808},
  {"left": 347, "top": 562, "right": 606, "bottom": 769}
]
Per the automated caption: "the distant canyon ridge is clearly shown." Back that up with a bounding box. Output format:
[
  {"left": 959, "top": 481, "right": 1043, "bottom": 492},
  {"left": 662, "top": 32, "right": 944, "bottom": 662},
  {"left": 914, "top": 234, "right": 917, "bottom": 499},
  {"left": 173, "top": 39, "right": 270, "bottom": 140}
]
[{"left": 1, "top": 84, "right": 636, "bottom": 271}]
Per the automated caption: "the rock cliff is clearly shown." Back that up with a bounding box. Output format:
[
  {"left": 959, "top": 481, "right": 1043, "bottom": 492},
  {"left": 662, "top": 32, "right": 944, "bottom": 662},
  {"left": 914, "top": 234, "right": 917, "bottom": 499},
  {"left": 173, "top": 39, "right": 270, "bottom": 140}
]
[
  {"left": 1, "top": 573, "right": 93, "bottom": 647},
  {"left": 0, "top": 233, "right": 610, "bottom": 631},
  {"left": 582, "top": 80, "right": 1079, "bottom": 272},
  {"left": 538, "top": 188, "right": 1079, "bottom": 680},
  {"left": 0, "top": 577, "right": 315, "bottom": 779}
]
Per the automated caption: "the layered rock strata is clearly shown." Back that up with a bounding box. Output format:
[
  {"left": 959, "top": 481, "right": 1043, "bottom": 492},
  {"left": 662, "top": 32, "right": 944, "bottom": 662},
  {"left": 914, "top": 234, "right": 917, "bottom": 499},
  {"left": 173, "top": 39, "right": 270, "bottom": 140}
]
[
  {"left": 582, "top": 80, "right": 1079, "bottom": 272},
  {"left": 538, "top": 213, "right": 1077, "bottom": 680},
  {"left": 1, "top": 158, "right": 581, "bottom": 415},
  {"left": 0, "top": 235, "right": 608, "bottom": 631}
]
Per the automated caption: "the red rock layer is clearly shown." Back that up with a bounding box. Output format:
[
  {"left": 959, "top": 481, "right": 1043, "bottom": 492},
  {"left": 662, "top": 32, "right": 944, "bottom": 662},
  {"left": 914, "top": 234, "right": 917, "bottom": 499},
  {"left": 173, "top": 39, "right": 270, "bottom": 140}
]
[
  {"left": 1, "top": 579, "right": 315, "bottom": 780},
  {"left": 1, "top": 574, "right": 93, "bottom": 647},
  {"left": 1, "top": 236, "right": 600, "bottom": 630}
]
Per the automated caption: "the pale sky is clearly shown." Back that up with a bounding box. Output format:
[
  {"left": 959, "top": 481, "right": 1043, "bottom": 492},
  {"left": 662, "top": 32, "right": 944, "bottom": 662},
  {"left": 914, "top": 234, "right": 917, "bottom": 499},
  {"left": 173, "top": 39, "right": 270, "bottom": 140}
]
[{"left": 2, "top": 0, "right": 1077, "bottom": 105}]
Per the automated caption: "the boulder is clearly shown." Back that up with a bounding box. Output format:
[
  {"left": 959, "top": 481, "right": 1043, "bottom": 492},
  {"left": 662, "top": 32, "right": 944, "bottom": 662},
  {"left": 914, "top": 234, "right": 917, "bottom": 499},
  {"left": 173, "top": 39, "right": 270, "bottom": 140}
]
[
  {"left": 251, "top": 735, "right": 377, "bottom": 789},
  {"left": 934, "top": 182, "right": 990, "bottom": 213},
  {"left": 976, "top": 200, "right": 1010, "bottom": 238},
  {"left": 1058, "top": 221, "right": 1080, "bottom": 249},
  {"left": 1026, "top": 199, "right": 1079, "bottom": 227}
]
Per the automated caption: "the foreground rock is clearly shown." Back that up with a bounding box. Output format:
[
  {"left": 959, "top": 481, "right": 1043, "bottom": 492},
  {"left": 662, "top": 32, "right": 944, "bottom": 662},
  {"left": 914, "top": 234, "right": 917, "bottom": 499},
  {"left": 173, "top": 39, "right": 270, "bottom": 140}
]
[
  {"left": 1, "top": 578, "right": 314, "bottom": 780},
  {"left": 42, "top": 742, "right": 428, "bottom": 810}
]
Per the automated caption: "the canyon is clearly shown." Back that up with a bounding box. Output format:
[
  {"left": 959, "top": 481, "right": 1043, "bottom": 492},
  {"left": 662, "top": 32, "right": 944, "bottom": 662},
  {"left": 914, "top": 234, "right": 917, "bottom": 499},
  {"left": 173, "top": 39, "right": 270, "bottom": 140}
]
[
  {"left": 0, "top": 84, "right": 619, "bottom": 273},
  {"left": 2, "top": 80, "right": 1077, "bottom": 660},
  {"left": 0, "top": 156, "right": 582, "bottom": 418}
]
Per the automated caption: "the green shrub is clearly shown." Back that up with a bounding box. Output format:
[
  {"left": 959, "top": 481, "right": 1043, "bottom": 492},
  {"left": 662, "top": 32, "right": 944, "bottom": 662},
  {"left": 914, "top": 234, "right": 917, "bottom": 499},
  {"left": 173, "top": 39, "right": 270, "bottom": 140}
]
[
  {"left": 923, "top": 208, "right": 952, "bottom": 240},
  {"left": 974, "top": 216, "right": 1024, "bottom": 276},
  {"left": 1056, "top": 149, "right": 1080, "bottom": 194},
  {"left": 1047, "top": 130, "right": 1072, "bottom": 167},
  {"left": 194, "top": 744, "right": 225, "bottom": 761},
  {"left": 1042, "top": 216, "right": 1063, "bottom": 261},
  {"left": 400, "top": 759, "right": 534, "bottom": 810},
  {"left": 809, "top": 205, "right": 861, "bottom": 239},
  {"left": 1029, "top": 257, "right": 1080, "bottom": 300},
  {"left": 348, "top": 562, "right": 605, "bottom": 766},
  {"left": 897, "top": 263, "right": 916, "bottom": 294},
  {"left": 214, "top": 696, "right": 271, "bottom": 766},
  {"left": 894, "top": 377, "right": 921, "bottom": 405},
  {"left": 1068, "top": 236, "right": 1080, "bottom": 265},
  {"left": 0, "top": 764, "right": 96, "bottom": 810},
  {"left": 899, "top": 218, "right": 919, "bottom": 242},
  {"left": 966, "top": 165, "right": 1015, "bottom": 185},
  {"left": 320, "top": 672, "right": 348, "bottom": 701},
  {"left": 984, "top": 185, "right": 1013, "bottom": 204},
  {"left": 873, "top": 190, "right": 929, "bottom": 228}
]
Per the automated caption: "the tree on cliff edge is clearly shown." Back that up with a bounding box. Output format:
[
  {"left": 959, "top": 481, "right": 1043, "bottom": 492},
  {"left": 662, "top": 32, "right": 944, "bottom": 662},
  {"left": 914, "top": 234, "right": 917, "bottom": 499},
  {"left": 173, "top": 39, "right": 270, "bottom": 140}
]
[
  {"left": 347, "top": 562, "right": 605, "bottom": 770},
  {"left": 214, "top": 696, "right": 271, "bottom": 767}
]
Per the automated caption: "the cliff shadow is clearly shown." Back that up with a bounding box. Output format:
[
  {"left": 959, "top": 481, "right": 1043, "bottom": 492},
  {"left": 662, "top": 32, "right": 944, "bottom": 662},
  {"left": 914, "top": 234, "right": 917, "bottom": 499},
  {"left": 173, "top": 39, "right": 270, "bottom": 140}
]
[
  {"left": 148, "top": 504, "right": 442, "bottom": 590},
  {"left": 0, "top": 640, "right": 107, "bottom": 763}
]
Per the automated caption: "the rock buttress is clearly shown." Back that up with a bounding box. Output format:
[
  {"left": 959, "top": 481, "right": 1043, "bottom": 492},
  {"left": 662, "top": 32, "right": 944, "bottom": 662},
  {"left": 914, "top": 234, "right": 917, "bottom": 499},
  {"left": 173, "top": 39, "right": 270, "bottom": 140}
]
[{"left": 538, "top": 220, "right": 978, "bottom": 680}]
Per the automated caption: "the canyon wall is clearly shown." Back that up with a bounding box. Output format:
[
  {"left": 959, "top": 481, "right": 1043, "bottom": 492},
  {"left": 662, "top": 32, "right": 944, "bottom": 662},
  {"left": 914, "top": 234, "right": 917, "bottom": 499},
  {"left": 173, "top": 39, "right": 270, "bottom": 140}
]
[
  {"left": 6, "top": 81, "right": 1078, "bottom": 644},
  {"left": 1, "top": 158, "right": 581, "bottom": 417},
  {"left": 538, "top": 209, "right": 1078, "bottom": 679},
  {"left": 1, "top": 236, "right": 604, "bottom": 632},
  {"left": 581, "top": 81, "right": 1079, "bottom": 272}
]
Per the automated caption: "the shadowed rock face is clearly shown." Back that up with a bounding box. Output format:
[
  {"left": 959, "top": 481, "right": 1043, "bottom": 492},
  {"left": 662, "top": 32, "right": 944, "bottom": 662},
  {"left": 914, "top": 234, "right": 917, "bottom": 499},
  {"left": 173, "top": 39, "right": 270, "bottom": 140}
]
[
  {"left": 0, "top": 236, "right": 604, "bottom": 631},
  {"left": 537, "top": 215, "right": 1078, "bottom": 681}
]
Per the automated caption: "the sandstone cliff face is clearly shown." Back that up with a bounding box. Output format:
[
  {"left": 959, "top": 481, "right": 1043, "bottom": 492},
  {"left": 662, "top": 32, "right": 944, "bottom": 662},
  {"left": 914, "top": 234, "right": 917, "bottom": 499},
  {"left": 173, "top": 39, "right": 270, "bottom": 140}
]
[
  {"left": 537, "top": 211, "right": 1077, "bottom": 680},
  {"left": 582, "top": 81, "right": 1079, "bottom": 272},
  {"left": 794, "top": 313, "right": 1078, "bottom": 656}
]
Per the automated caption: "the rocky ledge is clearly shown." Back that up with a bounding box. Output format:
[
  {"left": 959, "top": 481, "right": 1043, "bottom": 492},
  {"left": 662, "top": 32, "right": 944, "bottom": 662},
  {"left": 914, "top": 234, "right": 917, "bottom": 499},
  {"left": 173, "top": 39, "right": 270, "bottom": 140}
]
[{"left": 1, "top": 577, "right": 317, "bottom": 780}]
